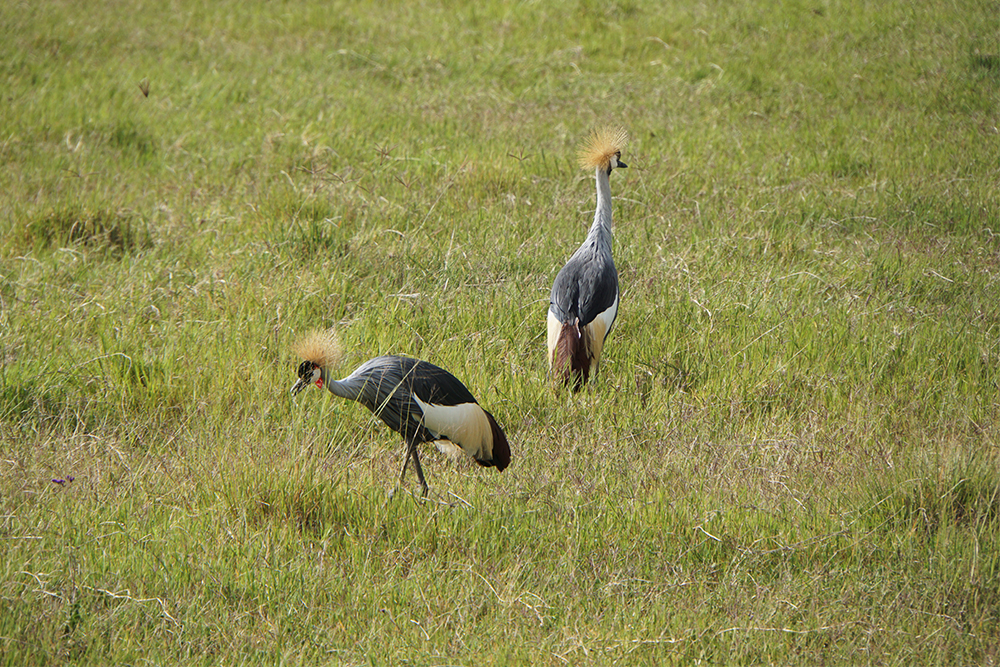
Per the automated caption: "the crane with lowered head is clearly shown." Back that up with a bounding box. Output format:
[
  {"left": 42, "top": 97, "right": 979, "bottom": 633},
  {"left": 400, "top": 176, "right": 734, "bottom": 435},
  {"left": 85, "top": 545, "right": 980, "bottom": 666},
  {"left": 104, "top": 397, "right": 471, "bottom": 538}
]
[{"left": 290, "top": 331, "right": 511, "bottom": 496}]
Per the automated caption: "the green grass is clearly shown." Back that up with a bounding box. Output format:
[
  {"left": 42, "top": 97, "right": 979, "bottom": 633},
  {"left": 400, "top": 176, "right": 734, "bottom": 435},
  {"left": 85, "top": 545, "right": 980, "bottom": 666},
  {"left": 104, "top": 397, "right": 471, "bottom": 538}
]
[{"left": 2, "top": 0, "right": 999, "bottom": 663}]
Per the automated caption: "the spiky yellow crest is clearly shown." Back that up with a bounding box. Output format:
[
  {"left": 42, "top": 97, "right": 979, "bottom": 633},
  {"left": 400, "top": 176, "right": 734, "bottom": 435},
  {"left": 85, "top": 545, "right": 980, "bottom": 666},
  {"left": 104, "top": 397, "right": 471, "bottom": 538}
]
[
  {"left": 292, "top": 329, "right": 343, "bottom": 370},
  {"left": 577, "top": 126, "right": 629, "bottom": 171}
]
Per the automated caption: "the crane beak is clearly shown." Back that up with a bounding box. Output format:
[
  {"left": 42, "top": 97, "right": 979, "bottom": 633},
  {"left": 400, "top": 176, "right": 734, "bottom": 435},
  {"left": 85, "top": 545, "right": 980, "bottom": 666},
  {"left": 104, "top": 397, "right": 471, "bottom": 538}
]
[
  {"left": 290, "top": 378, "right": 311, "bottom": 395},
  {"left": 618, "top": 160, "right": 627, "bottom": 169}
]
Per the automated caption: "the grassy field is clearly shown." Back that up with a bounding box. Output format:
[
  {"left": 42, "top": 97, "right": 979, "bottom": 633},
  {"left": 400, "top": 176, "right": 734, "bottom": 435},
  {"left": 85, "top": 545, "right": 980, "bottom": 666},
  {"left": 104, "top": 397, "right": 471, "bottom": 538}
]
[{"left": 2, "top": 0, "right": 999, "bottom": 663}]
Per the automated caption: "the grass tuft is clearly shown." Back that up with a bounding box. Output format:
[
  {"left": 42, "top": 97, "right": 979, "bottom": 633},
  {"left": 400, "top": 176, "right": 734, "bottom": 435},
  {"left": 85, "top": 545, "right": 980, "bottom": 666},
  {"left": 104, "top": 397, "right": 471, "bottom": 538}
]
[
  {"left": 870, "top": 456, "right": 1000, "bottom": 537},
  {"left": 104, "top": 119, "right": 157, "bottom": 161},
  {"left": 20, "top": 207, "right": 153, "bottom": 255}
]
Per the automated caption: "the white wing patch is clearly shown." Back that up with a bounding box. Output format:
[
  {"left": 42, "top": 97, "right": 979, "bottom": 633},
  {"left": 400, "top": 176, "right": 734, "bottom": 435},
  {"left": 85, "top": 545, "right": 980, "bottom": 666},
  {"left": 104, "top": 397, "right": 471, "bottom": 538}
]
[
  {"left": 585, "top": 293, "right": 618, "bottom": 371},
  {"left": 432, "top": 440, "right": 465, "bottom": 461},
  {"left": 412, "top": 395, "right": 492, "bottom": 461},
  {"left": 546, "top": 308, "right": 563, "bottom": 368}
]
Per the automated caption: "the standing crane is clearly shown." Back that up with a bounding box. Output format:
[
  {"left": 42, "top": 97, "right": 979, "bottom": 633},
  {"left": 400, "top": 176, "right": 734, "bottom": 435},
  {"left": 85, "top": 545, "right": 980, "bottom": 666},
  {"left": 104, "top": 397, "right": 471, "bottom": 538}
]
[
  {"left": 547, "top": 127, "right": 628, "bottom": 390},
  {"left": 290, "top": 331, "right": 510, "bottom": 496}
]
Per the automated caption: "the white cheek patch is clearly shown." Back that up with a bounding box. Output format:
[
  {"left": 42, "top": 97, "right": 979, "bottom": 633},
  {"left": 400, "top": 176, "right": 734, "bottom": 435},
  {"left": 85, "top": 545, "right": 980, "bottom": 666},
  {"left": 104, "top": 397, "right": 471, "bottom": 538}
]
[{"left": 412, "top": 395, "right": 492, "bottom": 460}]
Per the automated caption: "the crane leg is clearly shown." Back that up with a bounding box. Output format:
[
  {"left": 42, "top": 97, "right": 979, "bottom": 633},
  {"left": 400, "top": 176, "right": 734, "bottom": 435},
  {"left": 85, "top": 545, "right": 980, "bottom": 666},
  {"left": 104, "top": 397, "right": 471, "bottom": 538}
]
[
  {"left": 397, "top": 439, "right": 428, "bottom": 497},
  {"left": 410, "top": 446, "right": 428, "bottom": 497},
  {"left": 398, "top": 441, "right": 412, "bottom": 485}
]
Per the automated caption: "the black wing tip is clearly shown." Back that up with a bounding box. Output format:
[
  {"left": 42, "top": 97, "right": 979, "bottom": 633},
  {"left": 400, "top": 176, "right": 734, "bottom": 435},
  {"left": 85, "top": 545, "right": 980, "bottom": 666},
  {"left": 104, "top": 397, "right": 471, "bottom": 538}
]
[{"left": 482, "top": 410, "right": 511, "bottom": 472}]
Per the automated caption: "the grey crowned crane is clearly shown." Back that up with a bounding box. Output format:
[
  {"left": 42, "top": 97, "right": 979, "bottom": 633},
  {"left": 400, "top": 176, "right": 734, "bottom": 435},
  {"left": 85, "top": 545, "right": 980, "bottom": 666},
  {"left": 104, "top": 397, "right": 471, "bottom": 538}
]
[
  {"left": 290, "top": 331, "right": 511, "bottom": 496},
  {"left": 547, "top": 127, "right": 628, "bottom": 390}
]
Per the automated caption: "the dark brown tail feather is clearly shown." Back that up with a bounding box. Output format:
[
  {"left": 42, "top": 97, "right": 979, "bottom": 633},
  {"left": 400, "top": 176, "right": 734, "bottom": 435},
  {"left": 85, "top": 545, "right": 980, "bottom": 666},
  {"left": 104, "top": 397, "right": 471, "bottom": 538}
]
[
  {"left": 554, "top": 319, "right": 591, "bottom": 391},
  {"left": 472, "top": 409, "right": 511, "bottom": 471}
]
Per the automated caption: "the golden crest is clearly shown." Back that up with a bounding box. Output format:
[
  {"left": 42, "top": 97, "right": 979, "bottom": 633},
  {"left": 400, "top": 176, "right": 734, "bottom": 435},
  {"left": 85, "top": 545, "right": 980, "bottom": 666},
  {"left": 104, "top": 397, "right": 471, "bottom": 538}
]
[{"left": 577, "top": 126, "right": 629, "bottom": 170}]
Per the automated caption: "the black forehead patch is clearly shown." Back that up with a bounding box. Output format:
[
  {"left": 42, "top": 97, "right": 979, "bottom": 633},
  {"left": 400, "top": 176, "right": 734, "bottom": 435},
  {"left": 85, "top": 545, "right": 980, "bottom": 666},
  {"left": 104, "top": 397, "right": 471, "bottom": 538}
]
[{"left": 297, "top": 360, "right": 317, "bottom": 379}]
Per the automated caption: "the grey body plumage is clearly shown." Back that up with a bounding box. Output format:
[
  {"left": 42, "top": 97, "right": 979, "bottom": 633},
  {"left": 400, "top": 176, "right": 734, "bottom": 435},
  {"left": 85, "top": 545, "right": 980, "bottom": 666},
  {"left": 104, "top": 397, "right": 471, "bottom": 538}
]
[
  {"left": 321, "top": 356, "right": 476, "bottom": 444},
  {"left": 548, "top": 212, "right": 618, "bottom": 332}
]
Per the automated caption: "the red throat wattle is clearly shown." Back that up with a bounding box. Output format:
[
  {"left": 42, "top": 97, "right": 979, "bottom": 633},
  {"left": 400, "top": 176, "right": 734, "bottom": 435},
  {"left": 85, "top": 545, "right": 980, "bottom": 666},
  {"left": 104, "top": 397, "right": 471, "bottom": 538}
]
[{"left": 315, "top": 378, "right": 324, "bottom": 389}]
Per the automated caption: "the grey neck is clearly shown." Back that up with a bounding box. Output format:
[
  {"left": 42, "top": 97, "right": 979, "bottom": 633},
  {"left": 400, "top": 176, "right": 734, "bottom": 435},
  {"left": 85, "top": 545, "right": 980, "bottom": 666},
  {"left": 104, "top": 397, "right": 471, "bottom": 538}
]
[
  {"left": 321, "top": 368, "right": 364, "bottom": 401},
  {"left": 585, "top": 167, "right": 614, "bottom": 249}
]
